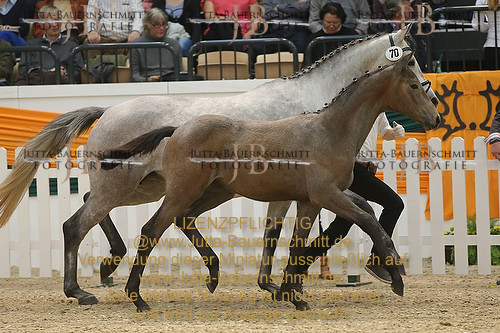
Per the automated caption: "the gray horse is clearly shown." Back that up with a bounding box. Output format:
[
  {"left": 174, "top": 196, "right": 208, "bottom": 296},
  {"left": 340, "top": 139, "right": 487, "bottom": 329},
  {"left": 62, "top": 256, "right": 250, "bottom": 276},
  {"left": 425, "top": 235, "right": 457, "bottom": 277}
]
[
  {"left": 0, "top": 27, "right": 437, "bottom": 306},
  {"left": 105, "top": 52, "right": 441, "bottom": 311}
]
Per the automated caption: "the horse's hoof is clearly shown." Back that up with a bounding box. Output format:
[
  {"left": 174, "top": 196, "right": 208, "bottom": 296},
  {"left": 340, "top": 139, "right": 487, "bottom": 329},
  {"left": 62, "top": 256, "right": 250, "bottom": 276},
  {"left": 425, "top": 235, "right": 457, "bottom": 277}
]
[
  {"left": 295, "top": 301, "right": 311, "bottom": 311},
  {"left": 365, "top": 263, "right": 391, "bottom": 284},
  {"left": 136, "top": 304, "right": 151, "bottom": 312},
  {"left": 398, "top": 263, "right": 406, "bottom": 276},
  {"left": 391, "top": 280, "right": 404, "bottom": 297},
  {"left": 78, "top": 294, "right": 98, "bottom": 305},
  {"left": 206, "top": 280, "right": 218, "bottom": 294}
]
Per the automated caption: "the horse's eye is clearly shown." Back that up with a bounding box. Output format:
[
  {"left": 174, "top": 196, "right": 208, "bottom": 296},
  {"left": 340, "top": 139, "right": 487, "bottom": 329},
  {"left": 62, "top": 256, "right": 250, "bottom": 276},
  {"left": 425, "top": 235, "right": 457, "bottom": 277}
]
[
  {"left": 408, "top": 60, "right": 415, "bottom": 66},
  {"left": 410, "top": 84, "right": 419, "bottom": 89}
]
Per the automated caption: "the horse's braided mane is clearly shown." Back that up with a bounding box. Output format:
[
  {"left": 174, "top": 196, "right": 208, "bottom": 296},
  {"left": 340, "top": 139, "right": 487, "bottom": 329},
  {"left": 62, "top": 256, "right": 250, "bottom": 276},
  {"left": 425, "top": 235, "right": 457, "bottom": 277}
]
[
  {"left": 302, "top": 63, "right": 393, "bottom": 115},
  {"left": 282, "top": 32, "right": 386, "bottom": 80}
]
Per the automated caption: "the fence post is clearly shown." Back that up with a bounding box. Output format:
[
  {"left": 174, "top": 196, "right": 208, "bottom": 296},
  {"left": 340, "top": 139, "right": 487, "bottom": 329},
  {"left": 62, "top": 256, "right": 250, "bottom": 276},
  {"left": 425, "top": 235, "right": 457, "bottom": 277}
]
[
  {"left": 0, "top": 148, "right": 10, "bottom": 277},
  {"left": 428, "top": 137, "right": 445, "bottom": 274},
  {"left": 474, "top": 137, "right": 491, "bottom": 274},
  {"left": 451, "top": 137, "right": 468, "bottom": 274},
  {"left": 405, "top": 138, "right": 423, "bottom": 274}
]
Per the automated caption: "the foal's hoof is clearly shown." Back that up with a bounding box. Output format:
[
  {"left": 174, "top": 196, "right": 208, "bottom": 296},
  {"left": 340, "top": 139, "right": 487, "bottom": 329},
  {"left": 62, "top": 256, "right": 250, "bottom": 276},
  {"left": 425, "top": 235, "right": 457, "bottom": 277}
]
[
  {"left": 78, "top": 294, "right": 99, "bottom": 305},
  {"left": 391, "top": 280, "right": 404, "bottom": 297},
  {"left": 398, "top": 263, "right": 406, "bottom": 276},
  {"left": 206, "top": 280, "right": 218, "bottom": 294},
  {"left": 136, "top": 303, "right": 151, "bottom": 312},
  {"left": 295, "top": 301, "right": 311, "bottom": 311}
]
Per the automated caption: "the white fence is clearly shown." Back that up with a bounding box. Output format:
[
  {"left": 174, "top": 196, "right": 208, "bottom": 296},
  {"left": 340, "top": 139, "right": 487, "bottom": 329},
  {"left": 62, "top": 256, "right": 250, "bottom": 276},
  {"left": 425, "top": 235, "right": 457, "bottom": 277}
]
[{"left": 1, "top": 136, "right": 500, "bottom": 279}]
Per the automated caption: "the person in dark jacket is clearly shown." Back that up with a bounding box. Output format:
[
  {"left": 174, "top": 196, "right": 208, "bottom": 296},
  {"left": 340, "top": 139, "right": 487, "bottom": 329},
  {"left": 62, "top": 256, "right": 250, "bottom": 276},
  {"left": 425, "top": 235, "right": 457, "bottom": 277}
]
[
  {"left": 17, "top": 5, "right": 83, "bottom": 84},
  {"left": 309, "top": 2, "right": 359, "bottom": 62},
  {"left": 130, "top": 7, "right": 182, "bottom": 82}
]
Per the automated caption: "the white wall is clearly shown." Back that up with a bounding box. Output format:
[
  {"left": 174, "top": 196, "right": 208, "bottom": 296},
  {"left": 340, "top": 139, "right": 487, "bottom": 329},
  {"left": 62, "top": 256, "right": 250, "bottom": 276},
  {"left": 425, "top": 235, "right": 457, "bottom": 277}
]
[{"left": 0, "top": 80, "right": 272, "bottom": 112}]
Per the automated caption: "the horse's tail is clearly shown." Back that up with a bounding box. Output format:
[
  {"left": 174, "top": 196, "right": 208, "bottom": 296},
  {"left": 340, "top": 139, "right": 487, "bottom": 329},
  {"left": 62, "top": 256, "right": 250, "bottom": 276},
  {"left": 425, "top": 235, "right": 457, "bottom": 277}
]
[
  {"left": 0, "top": 106, "right": 106, "bottom": 228},
  {"left": 101, "top": 126, "right": 177, "bottom": 170}
]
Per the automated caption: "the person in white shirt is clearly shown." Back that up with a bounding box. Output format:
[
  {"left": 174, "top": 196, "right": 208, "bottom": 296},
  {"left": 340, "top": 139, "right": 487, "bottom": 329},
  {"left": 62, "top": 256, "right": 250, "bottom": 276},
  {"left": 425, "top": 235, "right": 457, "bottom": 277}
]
[
  {"left": 472, "top": 0, "right": 500, "bottom": 70},
  {"left": 85, "top": 0, "right": 143, "bottom": 44}
]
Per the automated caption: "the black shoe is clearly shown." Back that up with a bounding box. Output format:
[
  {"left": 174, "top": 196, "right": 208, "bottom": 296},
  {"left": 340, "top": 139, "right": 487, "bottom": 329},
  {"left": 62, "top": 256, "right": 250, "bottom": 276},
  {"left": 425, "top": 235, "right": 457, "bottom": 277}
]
[{"left": 365, "top": 263, "right": 391, "bottom": 284}]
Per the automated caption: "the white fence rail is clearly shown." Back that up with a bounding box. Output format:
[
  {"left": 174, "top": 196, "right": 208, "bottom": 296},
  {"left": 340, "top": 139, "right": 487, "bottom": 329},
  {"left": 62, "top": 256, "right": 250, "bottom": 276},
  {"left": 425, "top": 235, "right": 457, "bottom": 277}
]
[{"left": 1, "top": 137, "right": 500, "bottom": 279}]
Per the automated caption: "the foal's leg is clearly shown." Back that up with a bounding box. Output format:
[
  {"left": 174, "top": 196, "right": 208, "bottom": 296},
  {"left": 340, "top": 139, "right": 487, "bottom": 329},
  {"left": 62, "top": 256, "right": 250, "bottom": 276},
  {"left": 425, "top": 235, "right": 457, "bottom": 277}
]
[
  {"left": 258, "top": 200, "right": 292, "bottom": 294},
  {"left": 311, "top": 187, "right": 404, "bottom": 296},
  {"left": 177, "top": 184, "right": 235, "bottom": 293},
  {"left": 125, "top": 184, "right": 234, "bottom": 311},
  {"left": 279, "top": 201, "right": 320, "bottom": 311},
  {"left": 82, "top": 192, "right": 128, "bottom": 282},
  {"left": 295, "top": 190, "right": 376, "bottom": 274}
]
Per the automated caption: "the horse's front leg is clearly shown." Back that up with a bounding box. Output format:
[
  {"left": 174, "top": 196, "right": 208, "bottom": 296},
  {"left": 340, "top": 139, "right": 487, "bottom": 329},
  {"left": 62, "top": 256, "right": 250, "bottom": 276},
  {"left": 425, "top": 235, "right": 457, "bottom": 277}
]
[
  {"left": 177, "top": 185, "right": 235, "bottom": 293},
  {"left": 311, "top": 187, "right": 404, "bottom": 296},
  {"left": 279, "top": 201, "right": 320, "bottom": 311},
  {"left": 258, "top": 200, "right": 292, "bottom": 295},
  {"left": 294, "top": 190, "right": 377, "bottom": 275}
]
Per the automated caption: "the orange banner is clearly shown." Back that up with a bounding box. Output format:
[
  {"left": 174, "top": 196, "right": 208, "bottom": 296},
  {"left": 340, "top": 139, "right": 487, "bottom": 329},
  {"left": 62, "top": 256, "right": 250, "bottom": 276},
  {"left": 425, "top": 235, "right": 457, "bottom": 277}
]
[
  {"left": 423, "top": 71, "right": 500, "bottom": 220},
  {"left": 0, "top": 107, "right": 91, "bottom": 165}
]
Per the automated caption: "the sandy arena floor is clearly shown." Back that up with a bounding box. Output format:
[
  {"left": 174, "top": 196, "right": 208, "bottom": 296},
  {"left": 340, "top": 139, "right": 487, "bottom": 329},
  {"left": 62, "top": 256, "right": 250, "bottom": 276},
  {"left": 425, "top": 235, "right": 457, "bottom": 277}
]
[{"left": 1, "top": 260, "right": 499, "bottom": 333}]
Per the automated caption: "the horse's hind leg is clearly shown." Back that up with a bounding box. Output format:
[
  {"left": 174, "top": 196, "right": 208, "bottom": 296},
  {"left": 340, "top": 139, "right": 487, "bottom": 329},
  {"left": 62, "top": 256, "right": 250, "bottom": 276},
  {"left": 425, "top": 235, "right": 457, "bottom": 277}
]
[
  {"left": 258, "top": 201, "right": 292, "bottom": 295},
  {"left": 279, "top": 201, "right": 320, "bottom": 311},
  {"left": 63, "top": 194, "right": 121, "bottom": 305},
  {"left": 83, "top": 192, "right": 127, "bottom": 282},
  {"left": 126, "top": 183, "right": 234, "bottom": 311}
]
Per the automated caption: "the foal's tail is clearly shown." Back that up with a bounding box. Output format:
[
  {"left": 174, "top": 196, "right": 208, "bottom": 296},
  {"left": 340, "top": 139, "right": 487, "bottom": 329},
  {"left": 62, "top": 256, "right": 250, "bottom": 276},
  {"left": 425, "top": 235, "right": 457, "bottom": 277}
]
[
  {"left": 101, "top": 126, "right": 177, "bottom": 170},
  {"left": 0, "top": 106, "right": 106, "bottom": 228}
]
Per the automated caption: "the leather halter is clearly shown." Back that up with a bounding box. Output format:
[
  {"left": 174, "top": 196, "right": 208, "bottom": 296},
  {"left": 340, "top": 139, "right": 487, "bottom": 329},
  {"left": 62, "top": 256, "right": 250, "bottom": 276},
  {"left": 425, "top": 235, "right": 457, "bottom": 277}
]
[{"left": 389, "top": 34, "right": 433, "bottom": 96}]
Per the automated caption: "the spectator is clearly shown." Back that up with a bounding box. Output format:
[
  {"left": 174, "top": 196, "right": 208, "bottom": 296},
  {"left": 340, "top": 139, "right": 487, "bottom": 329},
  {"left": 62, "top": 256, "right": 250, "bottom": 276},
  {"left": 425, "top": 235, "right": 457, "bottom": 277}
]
[
  {"left": 16, "top": 5, "right": 84, "bottom": 84},
  {"left": 164, "top": 15, "right": 191, "bottom": 56},
  {"left": 368, "top": 0, "right": 428, "bottom": 71},
  {"left": 130, "top": 7, "right": 182, "bottom": 82},
  {"left": 202, "top": 0, "right": 257, "bottom": 42},
  {"left": 309, "top": 2, "right": 359, "bottom": 62},
  {"left": 0, "top": 38, "right": 14, "bottom": 85},
  {"left": 372, "top": 0, "right": 421, "bottom": 20},
  {"left": 143, "top": 0, "right": 153, "bottom": 12},
  {"left": 309, "top": 0, "right": 371, "bottom": 35},
  {"left": 472, "top": 0, "right": 500, "bottom": 70},
  {"left": 0, "top": 0, "right": 36, "bottom": 46},
  {"left": 254, "top": 0, "right": 311, "bottom": 54},
  {"left": 85, "top": 0, "right": 143, "bottom": 56},
  {"left": 152, "top": 0, "right": 201, "bottom": 44},
  {"left": 32, "top": 0, "right": 88, "bottom": 43}
]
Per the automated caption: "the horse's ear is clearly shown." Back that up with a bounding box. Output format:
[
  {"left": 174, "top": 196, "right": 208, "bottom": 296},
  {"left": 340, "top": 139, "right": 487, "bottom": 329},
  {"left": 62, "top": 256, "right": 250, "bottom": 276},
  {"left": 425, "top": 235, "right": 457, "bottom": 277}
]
[
  {"left": 398, "top": 22, "right": 414, "bottom": 42},
  {"left": 394, "top": 51, "right": 415, "bottom": 72}
]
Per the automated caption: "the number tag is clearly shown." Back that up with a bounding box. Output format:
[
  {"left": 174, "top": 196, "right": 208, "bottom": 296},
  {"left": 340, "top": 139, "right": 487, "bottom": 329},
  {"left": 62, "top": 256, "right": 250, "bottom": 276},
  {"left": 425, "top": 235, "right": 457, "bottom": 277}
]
[{"left": 385, "top": 46, "right": 403, "bottom": 62}]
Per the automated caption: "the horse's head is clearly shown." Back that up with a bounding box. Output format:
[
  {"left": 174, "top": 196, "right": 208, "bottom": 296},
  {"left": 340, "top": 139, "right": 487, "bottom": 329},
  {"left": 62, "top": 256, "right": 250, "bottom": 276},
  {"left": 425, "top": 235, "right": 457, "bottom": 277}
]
[
  {"left": 368, "top": 25, "right": 439, "bottom": 107},
  {"left": 384, "top": 52, "right": 441, "bottom": 130}
]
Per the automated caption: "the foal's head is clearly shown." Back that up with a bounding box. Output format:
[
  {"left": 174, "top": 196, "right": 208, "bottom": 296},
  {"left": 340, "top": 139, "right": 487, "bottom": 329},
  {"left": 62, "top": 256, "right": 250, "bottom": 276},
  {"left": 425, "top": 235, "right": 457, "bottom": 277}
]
[{"left": 383, "top": 52, "right": 441, "bottom": 130}]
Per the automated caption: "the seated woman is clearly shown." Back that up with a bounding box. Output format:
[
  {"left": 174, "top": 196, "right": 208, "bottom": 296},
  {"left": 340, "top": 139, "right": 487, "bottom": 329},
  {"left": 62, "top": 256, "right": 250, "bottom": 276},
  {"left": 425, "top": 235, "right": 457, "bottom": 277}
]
[
  {"left": 309, "top": 2, "right": 358, "bottom": 63},
  {"left": 130, "top": 8, "right": 183, "bottom": 82}
]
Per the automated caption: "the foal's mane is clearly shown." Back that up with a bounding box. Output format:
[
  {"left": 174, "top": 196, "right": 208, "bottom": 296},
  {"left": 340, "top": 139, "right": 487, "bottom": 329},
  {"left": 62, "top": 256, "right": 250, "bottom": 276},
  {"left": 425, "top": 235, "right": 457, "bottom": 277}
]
[{"left": 284, "top": 32, "right": 386, "bottom": 80}]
